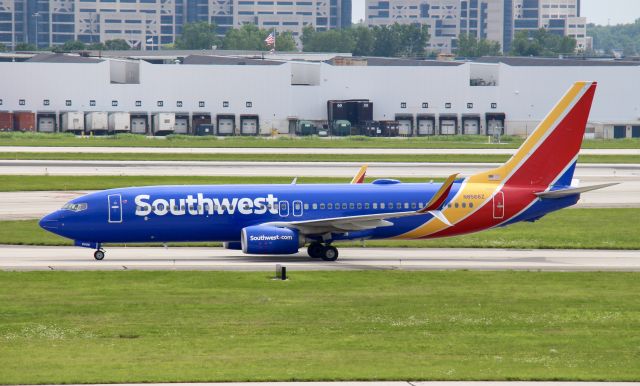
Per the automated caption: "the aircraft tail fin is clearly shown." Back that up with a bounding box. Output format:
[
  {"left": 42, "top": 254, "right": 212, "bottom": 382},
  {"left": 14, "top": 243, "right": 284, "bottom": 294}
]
[{"left": 474, "top": 81, "right": 597, "bottom": 188}]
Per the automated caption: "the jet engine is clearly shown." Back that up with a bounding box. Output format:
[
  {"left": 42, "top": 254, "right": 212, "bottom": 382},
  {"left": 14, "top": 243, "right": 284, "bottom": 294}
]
[{"left": 241, "top": 225, "right": 303, "bottom": 255}]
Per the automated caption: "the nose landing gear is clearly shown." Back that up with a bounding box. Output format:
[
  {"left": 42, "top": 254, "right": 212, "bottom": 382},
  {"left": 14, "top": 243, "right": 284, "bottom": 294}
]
[
  {"left": 93, "top": 249, "right": 105, "bottom": 261},
  {"left": 307, "top": 242, "right": 339, "bottom": 261}
]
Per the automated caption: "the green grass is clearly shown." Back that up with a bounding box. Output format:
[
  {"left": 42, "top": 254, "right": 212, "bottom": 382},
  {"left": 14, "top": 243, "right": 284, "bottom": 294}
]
[
  {"left": 0, "top": 151, "right": 638, "bottom": 163},
  {"left": 1, "top": 270, "right": 639, "bottom": 384},
  {"left": 1, "top": 131, "right": 639, "bottom": 149},
  {"left": 3, "top": 132, "right": 523, "bottom": 148},
  {"left": 0, "top": 175, "right": 441, "bottom": 192},
  {"left": 4, "top": 208, "right": 639, "bottom": 249}
]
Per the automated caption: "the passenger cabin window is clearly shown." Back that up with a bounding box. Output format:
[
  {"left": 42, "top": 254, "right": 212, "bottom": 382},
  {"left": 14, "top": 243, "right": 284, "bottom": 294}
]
[
  {"left": 312, "top": 203, "right": 317, "bottom": 210},
  {"left": 320, "top": 203, "right": 325, "bottom": 209},
  {"left": 328, "top": 203, "right": 333, "bottom": 209}
]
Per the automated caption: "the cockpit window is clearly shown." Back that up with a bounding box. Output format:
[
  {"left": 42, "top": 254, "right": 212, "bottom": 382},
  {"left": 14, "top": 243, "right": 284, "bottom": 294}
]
[{"left": 62, "top": 202, "right": 88, "bottom": 212}]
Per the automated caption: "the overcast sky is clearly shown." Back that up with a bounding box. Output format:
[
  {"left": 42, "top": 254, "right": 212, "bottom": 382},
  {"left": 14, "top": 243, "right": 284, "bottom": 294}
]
[{"left": 351, "top": 0, "right": 640, "bottom": 25}]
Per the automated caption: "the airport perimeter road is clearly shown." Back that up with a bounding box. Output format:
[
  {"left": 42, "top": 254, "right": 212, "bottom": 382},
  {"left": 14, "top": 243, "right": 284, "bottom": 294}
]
[
  {"left": 1, "top": 245, "right": 639, "bottom": 272},
  {"left": 2, "top": 160, "right": 640, "bottom": 178},
  {"left": 2, "top": 146, "right": 639, "bottom": 155}
]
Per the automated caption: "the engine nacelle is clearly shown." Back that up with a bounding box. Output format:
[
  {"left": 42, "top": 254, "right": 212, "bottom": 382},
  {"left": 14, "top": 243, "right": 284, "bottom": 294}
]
[
  {"left": 241, "top": 225, "right": 303, "bottom": 255},
  {"left": 223, "top": 241, "right": 242, "bottom": 250}
]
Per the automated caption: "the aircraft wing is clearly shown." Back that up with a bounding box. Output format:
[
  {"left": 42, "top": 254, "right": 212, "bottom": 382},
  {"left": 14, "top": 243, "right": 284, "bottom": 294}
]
[{"left": 265, "top": 173, "right": 458, "bottom": 234}]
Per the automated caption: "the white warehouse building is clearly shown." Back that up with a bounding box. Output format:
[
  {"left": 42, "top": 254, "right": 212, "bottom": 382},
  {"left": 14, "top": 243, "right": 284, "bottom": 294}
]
[{"left": 1, "top": 53, "right": 639, "bottom": 139}]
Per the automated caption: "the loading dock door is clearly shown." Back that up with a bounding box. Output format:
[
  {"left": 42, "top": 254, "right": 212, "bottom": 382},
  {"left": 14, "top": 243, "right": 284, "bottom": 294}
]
[
  {"left": 38, "top": 117, "right": 55, "bottom": 133},
  {"left": 486, "top": 113, "right": 505, "bottom": 136},
  {"left": 397, "top": 120, "right": 412, "bottom": 136},
  {"left": 241, "top": 118, "right": 258, "bottom": 135},
  {"left": 632, "top": 126, "right": 640, "bottom": 138},
  {"left": 440, "top": 120, "right": 456, "bottom": 135},
  {"left": 487, "top": 119, "right": 503, "bottom": 136},
  {"left": 108, "top": 194, "right": 123, "bottom": 223},
  {"left": 131, "top": 118, "right": 147, "bottom": 134},
  {"left": 462, "top": 118, "right": 480, "bottom": 135},
  {"left": 613, "top": 126, "right": 626, "bottom": 139},
  {"left": 418, "top": 119, "right": 435, "bottom": 135},
  {"left": 218, "top": 118, "right": 234, "bottom": 135},
  {"left": 174, "top": 118, "right": 189, "bottom": 134}
]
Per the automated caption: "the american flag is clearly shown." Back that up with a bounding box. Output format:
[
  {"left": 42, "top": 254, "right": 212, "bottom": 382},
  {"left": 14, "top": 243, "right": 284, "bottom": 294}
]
[{"left": 264, "top": 32, "right": 275, "bottom": 46}]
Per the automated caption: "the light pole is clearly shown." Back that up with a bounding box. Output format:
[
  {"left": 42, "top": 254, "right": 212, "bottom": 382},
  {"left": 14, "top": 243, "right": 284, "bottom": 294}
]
[{"left": 33, "top": 12, "right": 40, "bottom": 49}]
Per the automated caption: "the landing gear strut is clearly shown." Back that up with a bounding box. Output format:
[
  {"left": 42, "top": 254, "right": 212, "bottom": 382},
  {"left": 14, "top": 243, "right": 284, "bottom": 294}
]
[
  {"left": 307, "top": 242, "right": 339, "bottom": 261},
  {"left": 94, "top": 249, "right": 105, "bottom": 261}
]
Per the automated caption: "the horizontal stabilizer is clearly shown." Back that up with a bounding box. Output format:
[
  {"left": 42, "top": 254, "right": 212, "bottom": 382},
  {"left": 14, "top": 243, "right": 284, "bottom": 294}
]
[{"left": 535, "top": 183, "right": 618, "bottom": 199}]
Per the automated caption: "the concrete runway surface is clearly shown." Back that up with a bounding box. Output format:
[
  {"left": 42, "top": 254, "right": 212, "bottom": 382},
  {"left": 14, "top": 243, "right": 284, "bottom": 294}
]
[
  {"left": 3, "top": 145, "right": 639, "bottom": 155},
  {"left": 2, "top": 160, "right": 639, "bottom": 178},
  {"left": 1, "top": 245, "right": 639, "bottom": 271}
]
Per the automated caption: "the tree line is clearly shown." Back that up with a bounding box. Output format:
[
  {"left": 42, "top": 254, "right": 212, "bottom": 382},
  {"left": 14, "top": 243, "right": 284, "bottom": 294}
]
[
  {"left": 0, "top": 21, "right": 584, "bottom": 58},
  {"left": 588, "top": 18, "right": 640, "bottom": 56},
  {"left": 1, "top": 39, "right": 131, "bottom": 52}
]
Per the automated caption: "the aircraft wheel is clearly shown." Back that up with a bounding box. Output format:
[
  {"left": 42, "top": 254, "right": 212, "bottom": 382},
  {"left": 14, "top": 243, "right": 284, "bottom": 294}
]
[
  {"left": 94, "top": 250, "right": 105, "bottom": 261},
  {"left": 321, "top": 245, "right": 339, "bottom": 262},
  {"left": 307, "top": 242, "right": 324, "bottom": 258}
]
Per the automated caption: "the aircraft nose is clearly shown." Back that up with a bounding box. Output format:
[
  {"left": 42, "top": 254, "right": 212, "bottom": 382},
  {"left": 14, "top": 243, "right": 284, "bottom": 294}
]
[{"left": 39, "top": 211, "right": 61, "bottom": 230}]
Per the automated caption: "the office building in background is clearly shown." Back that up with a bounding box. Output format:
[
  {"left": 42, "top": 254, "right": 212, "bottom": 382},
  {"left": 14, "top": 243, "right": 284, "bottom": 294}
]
[
  {"left": 0, "top": 0, "right": 352, "bottom": 50},
  {"left": 366, "top": 0, "right": 590, "bottom": 53}
]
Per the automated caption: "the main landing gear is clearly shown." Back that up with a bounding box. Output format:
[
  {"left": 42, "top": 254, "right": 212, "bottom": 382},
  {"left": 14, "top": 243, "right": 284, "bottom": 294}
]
[
  {"left": 307, "top": 242, "right": 339, "bottom": 261},
  {"left": 93, "top": 249, "right": 105, "bottom": 261}
]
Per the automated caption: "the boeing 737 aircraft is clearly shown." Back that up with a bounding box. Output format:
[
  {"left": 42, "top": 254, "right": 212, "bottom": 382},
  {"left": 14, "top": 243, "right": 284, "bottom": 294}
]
[{"left": 40, "top": 81, "right": 616, "bottom": 261}]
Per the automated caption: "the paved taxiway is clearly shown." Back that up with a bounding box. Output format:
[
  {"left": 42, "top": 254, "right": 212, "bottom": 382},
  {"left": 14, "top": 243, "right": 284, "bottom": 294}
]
[
  {"left": 2, "top": 160, "right": 639, "bottom": 178},
  {"left": 3, "top": 145, "right": 639, "bottom": 155},
  {"left": 1, "top": 245, "right": 639, "bottom": 271}
]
